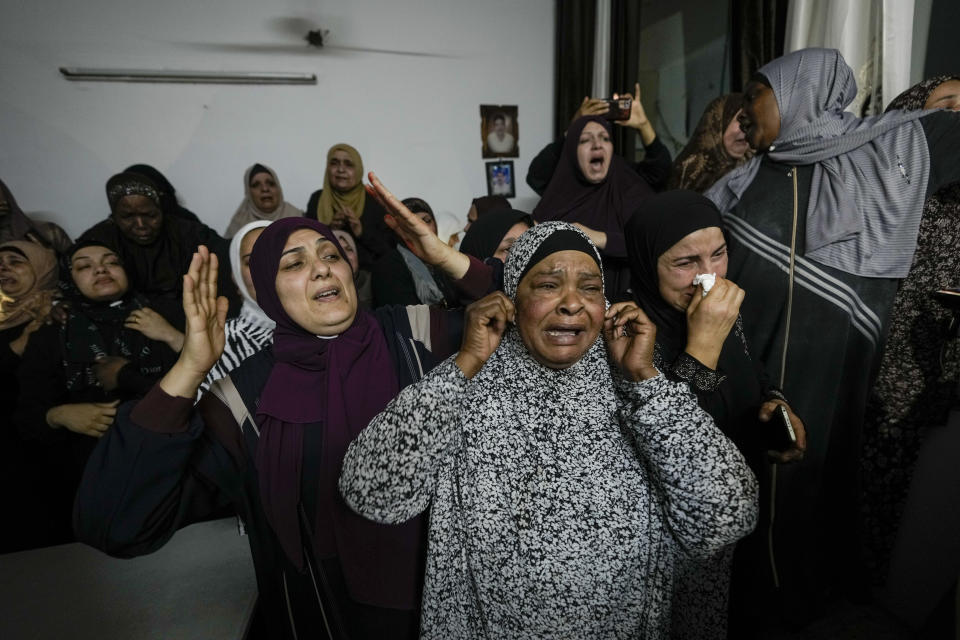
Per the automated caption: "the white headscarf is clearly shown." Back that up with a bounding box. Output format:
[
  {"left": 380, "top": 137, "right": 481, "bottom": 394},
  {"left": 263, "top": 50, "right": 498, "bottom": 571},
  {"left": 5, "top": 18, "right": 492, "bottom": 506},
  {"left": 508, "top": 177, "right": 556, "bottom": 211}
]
[{"left": 229, "top": 220, "right": 275, "bottom": 331}]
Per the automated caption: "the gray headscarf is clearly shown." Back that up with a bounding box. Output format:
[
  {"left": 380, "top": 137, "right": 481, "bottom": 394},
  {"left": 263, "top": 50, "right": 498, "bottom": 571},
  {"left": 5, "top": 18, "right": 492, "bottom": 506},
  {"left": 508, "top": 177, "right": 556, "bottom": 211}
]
[{"left": 705, "top": 48, "right": 935, "bottom": 279}]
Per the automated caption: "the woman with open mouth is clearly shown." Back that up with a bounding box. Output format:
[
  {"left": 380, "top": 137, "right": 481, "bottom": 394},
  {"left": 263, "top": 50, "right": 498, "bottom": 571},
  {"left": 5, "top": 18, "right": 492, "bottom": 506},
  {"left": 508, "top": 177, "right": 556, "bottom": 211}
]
[
  {"left": 75, "top": 178, "right": 500, "bottom": 640},
  {"left": 341, "top": 219, "right": 757, "bottom": 639},
  {"left": 704, "top": 48, "right": 960, "bottom": 628},
  {"left": 1, "top": 239, "right": 60, "bottom": 553},
  {"left": 532, "top": 114, "right": 660, "bottom": 300},
  {"left": 224, "top": 163, "right": 303, "bottom": 239}
]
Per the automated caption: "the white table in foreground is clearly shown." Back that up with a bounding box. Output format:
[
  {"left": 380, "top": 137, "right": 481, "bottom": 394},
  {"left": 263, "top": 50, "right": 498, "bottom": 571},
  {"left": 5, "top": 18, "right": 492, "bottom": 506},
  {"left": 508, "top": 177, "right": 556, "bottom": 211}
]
[{"left": 0, "top": 517, "right": 257, "bottom": 640}]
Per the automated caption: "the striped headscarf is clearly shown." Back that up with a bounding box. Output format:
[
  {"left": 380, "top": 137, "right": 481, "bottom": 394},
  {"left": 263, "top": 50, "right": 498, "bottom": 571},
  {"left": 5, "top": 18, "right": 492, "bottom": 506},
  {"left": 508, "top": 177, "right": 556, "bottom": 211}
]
[{"left": 706, "top": 48, "right": 935, "bottom": 279}]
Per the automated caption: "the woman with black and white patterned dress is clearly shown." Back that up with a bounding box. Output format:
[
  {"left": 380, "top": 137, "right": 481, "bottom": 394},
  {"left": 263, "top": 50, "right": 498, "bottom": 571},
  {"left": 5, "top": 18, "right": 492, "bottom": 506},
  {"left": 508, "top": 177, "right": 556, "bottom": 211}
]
[{"left": 341, "top": 221, "right": 759, "bottom": 639}]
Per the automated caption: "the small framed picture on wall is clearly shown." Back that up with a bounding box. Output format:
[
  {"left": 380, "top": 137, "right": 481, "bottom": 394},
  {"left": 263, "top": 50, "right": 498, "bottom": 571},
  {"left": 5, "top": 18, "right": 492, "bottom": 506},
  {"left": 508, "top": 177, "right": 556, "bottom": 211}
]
[
  {"left": 485, "top": 160, "right": 515, "bottom": 198},
  {"left": 480, "top": 105, "right": 519, "bottom": 158}
]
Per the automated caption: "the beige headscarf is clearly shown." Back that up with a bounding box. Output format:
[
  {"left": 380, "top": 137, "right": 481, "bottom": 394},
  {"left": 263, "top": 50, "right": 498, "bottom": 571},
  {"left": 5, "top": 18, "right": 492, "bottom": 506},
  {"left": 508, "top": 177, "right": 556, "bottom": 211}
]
[
  {"left": 314, "top": 144, "right": 366, "bottom": 224},
  {"left": 225, "top": 163, "right": 304, "bottom": 238},
  {"left": 0, "top": 240, "right": 58, "bottom": 331}
]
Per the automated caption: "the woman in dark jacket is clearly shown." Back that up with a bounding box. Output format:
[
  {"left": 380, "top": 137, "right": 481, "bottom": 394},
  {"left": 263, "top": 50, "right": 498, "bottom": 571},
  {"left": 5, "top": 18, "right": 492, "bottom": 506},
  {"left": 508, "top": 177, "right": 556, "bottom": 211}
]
[
  {"left": 626, "top": 190, "right": 806, "bottom": 639},
  {"left": 704, "top": 48, "right": 960, "bottom": 620},
  {"left": 76, "top": 182, "right": 495, "bottom": 640},
  {"left": 79, "top": 172, "right": 239, "bottom": 327},
  {"left": 0, "top": 239, "right": 59, "bottom": 552},
  {"left": 371, "top": 197, "right": 458, "bottom": 308},
  {"left": 14, "top": 240, "right": 181, "bottom": 545}
]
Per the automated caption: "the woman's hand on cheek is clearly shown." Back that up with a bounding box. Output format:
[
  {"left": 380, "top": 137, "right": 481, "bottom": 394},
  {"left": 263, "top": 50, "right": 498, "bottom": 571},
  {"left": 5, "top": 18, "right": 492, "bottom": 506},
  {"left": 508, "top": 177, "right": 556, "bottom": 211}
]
[
  {"left": 604, "top": 302, "right": 658, "bottom": 381},
  {"left": 456, "top": 292, "right": 516, "bottom": 379}
]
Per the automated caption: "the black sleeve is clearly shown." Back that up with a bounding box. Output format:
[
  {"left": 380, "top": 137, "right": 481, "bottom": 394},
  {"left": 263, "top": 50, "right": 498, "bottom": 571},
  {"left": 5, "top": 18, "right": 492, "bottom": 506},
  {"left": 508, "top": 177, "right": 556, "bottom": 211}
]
[
  {"left": 13, "top": 325, "right": 70, "bottom": 443},
  {"left": 922, "top": 110, "right": 960, "bottom": 198},
  {"left": 115, "top": 341, "right": 178, "bottom": 397},
  {"left": 631, "top": 137, "right": 673, "bottom": 191},
  {"left": 0, "top": 339, "right": 20, "bottom": 376},
  {"left": 371, "top": 250, "right": 420, "bottom": 307},
  {"left": 77, "top": 219, "right": 121, "bottom": 246},
  {"left": 196, "top": 222, "right": 242, "bottom": 317},
  {"left": 74, "top": 387, "right": 239, "bottom": 558},
  {"left": 356, "top": 198, "right": 398, "bottom": 268},
  {"left": 305, "top": 189, "right": 321, "bottom": 217},
  {"left": 526, "top": 139, "right": 564, "bottom": 196}
]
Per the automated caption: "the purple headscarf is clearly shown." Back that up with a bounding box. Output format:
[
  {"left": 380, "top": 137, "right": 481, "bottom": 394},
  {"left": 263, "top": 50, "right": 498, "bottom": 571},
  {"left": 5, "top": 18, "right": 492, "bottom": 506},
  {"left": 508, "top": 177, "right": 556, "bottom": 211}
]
[{"left": 250, "top": 217, "right": 400, "bottom": 573}]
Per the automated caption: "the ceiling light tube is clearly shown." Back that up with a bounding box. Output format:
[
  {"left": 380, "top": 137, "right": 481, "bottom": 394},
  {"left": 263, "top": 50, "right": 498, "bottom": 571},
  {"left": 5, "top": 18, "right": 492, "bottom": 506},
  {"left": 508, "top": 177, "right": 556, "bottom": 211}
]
[{"left": 59, "top": 67, "right": 316, "bottom": 85}]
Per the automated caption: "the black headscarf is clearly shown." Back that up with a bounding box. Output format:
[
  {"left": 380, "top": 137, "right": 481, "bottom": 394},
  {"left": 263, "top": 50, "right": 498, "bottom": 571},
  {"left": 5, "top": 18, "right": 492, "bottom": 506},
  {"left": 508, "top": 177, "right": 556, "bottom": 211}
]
[
  {"left": 532, "top": 115, "right": 653, "bottom": 257},
  {"left": 60, "top": 239, "right": 168, "bottom": 394},
  {"left": 459, "top": 209, "right": 533, "bottom": 260},
  {"left": 80, "top": 172, "right": 234, "bottom": 328},
  {"left": 471, "top": 195, "right": 510, "bottom": 219},
  {"left": 625, "top": 190, "right": 766, "bottom": 440},
  {"left": 625, "top": 190, "right": 724, "bottom": 347},
  {"left": 124, "top": 164, "right": 201, "bottom": 223}
]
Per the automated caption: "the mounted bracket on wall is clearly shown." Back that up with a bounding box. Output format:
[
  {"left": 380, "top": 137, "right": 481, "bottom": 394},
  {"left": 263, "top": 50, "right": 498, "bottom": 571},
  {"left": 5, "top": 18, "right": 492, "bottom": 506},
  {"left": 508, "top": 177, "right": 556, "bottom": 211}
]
[{"left": 59, "top": 67, "right": 316, "bottom": 85}]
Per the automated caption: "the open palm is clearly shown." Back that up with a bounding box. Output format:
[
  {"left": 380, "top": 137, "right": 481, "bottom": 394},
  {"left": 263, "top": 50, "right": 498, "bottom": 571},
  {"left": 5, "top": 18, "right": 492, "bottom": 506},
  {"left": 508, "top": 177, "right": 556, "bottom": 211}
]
[{"left": 180, "top": 245, "right": 229, "bottom": 378}]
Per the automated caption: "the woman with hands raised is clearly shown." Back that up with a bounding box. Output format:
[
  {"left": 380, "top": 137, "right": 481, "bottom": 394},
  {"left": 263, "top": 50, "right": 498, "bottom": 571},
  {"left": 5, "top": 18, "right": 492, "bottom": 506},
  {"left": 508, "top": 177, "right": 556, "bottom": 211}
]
[
  {"left": 625, "top": 190, "right": 805, "bottom": 639},
  {"left": 340, "top": 221, "right": 757, "bottom": 639},
  {"left": 75, "top": 178, "right": 497, "bottom": 640}
]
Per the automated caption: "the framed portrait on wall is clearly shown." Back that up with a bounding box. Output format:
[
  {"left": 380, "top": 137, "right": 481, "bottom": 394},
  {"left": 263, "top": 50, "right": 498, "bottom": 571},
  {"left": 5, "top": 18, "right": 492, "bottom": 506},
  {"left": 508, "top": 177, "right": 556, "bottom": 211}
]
[
  {"left": 480, "top": 105, "right": 518, "bottom": 158},
  {"left": 485, "top": 160, "right": 515, "bottom": 198}
]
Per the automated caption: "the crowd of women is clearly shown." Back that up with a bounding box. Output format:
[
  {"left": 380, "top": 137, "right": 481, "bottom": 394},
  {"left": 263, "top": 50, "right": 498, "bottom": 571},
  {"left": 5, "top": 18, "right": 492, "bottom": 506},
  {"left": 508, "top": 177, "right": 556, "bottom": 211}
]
[{"left": 0, "top": 48, "right": 958, "bottom": 639}]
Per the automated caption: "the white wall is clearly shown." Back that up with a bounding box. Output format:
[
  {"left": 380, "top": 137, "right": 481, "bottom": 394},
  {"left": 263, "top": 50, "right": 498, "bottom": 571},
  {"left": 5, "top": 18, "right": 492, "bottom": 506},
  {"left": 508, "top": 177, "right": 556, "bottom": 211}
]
[{"left": 0, "top": 0, "right": 555, "bottom": 238}]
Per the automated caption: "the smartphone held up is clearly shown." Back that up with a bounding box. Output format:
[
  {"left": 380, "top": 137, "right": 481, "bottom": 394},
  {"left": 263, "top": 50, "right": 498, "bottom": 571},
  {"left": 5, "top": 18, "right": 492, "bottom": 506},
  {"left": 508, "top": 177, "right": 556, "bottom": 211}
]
[{"left": 602, "top": 95, "right": 632, "bottom": 121}]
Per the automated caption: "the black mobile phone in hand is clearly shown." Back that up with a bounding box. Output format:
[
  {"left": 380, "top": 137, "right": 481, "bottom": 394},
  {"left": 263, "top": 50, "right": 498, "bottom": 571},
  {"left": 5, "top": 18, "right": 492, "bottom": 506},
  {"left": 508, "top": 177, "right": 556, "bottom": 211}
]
[
  {"left": 767, "top": 404, "right": 798, "bottom": 451},
  {"left": 603, "top": 96, "right": 632, "bottom": 121}
]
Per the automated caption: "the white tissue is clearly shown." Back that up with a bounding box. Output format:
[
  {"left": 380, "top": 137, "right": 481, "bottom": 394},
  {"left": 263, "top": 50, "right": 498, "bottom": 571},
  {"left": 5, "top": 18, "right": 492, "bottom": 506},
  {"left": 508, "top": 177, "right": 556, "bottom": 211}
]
[{"left": 692, "top": 273, "right": 716, "bottom": 297}]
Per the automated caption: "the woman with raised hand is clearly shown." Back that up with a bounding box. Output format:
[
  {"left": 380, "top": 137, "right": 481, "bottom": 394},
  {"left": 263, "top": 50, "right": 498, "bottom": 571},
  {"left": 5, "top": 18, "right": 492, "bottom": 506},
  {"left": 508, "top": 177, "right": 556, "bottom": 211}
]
[
  {"left": 75, "top": 176, "right": 496, "bottom": 640},
  {"left": 531, "top": 111, "right": 661, "bottom": 300},
  {"left": 340, "top": 221, "right": 758, "bottom": 639}
]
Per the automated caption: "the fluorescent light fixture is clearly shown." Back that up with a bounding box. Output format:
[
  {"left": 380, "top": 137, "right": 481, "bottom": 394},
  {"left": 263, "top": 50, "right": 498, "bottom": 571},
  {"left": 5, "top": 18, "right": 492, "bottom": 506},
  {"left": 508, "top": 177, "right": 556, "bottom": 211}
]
[{"left": 59, "top": 67, "right": 316, "bottom": 85}]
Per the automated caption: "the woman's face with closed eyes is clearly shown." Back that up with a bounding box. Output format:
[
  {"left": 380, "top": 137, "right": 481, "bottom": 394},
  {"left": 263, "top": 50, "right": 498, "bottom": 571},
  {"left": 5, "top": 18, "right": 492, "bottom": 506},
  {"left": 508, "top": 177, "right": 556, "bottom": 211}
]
[
  {"left": 274, "top": 228, "right": 357, "bottom": 336},
  {"left": 925, "top": 79, "right": 960, "bottom": 111}
]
